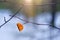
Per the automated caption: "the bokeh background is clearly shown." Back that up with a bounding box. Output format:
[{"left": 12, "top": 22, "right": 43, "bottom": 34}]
[{"left": 0, "top": 0, "right": 60, "bottom": 40}]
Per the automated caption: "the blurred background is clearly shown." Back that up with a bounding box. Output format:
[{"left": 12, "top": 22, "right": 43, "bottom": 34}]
[{"left": 0, "top": 0, "right": 60, "bottom": 40}]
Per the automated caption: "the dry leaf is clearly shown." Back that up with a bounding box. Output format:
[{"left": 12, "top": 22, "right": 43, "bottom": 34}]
[{"left": 17, "top": 22, "right": 23, "bottom": 31}]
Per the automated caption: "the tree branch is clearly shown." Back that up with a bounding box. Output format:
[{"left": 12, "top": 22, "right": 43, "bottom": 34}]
[
  {"left": 9, "top": 15, "right": 51, "bottom": 25},
  {"left": 9, "top": 15, "right": 60, "bottom": 30},
  {"left": 0, "top": 7, "right": 23, "bottom": 28},
  {"left": 4, "top": 17, "right": 7, "bottom": 23}
]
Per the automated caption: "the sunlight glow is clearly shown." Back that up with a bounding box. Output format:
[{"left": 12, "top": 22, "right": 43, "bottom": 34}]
[
  {"left": 23, "top": 0, "right": 33, "bottom": 5},
  {"left": 22, "top": 0, "right": 42, "bottom": 17},
  {"left": 33, "top": 0, "right": 42, "bottom": 5}
]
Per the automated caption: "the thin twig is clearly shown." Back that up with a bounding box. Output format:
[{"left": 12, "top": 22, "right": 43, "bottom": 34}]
[
  {"left": 9, "top": 15, "right": 51, "bottom": 25},
  {"left": 0, "top": 7, "right": 23, "bottom": 28},
  {"left": 4, "top": 17, "right": 6, "bottom": 23},
  {"left": 9, "top": 15, "right": 29, "bottom": 24},
  {"left": 10, "top": 15, "right": 60, "bottom": 30}
]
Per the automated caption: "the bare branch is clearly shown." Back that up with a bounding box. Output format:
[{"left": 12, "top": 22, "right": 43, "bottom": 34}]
[
  {"left": 9, "top": 15, "right": 29, "bottom": 24},
  {"left": 9, "top": 15, "right": 60, "bottom": 30},
  {"left": 9, "top": 15, "right": 51, "bottom": 25},
  {"left": 4, "top": 17, "right": 6, "bottom": 23},
  {"left": 0, "top": 7, "right": 23, "bottom": 28}
]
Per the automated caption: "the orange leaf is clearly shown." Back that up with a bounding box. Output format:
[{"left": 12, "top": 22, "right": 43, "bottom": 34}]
[{"left": 17, "top": 22, "right": 24, "bottom": 31}]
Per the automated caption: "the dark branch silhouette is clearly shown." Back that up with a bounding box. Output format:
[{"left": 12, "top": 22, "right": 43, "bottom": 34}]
[
  {"left": 0, "top": 7, "right": 23, "bottom": 28},
  {"left": 9, "top": 14, "right": 60, "bottom": 30},
  {"left": 9, "top": 15, "right": 51, "bottom": 25},
  {"left": 4, "top": 17, "right": 7, "bottom": 23}
]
